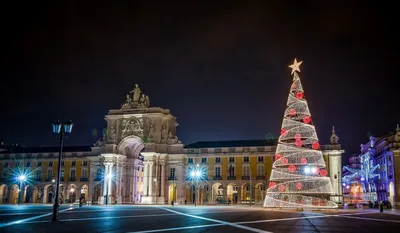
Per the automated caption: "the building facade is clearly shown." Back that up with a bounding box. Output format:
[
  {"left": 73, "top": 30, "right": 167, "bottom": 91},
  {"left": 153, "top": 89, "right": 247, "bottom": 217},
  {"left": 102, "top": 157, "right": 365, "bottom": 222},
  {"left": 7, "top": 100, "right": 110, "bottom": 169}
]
[
  {"left": 0, "top": 85, "right": 344, "bottom": 205},
  {"left": 357, "top": 125, "right": 400, "bottom": 205}
]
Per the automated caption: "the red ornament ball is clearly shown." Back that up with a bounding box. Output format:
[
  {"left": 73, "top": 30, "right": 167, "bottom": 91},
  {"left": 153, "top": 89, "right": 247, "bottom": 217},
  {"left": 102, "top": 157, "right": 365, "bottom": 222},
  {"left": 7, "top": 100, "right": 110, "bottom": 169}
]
[
  {"left": 296, "top": 182, "right": 302, "bottom": 190},
  {"left": 303, "top": 116, "right": 311, "bottom": 124},
  {"left": 294, "top": 133, "right": 301, "bottom": 140},
  {"left": 280, "top": 129, "right": 288, "bottom": 136},
  {"left": 268, "top": 182, "right": 276, "bottom": 188},
  {"left": 312, "top": 142, "right": 320, "bottom": 150},
  {"left": 296, "top": 91, "right": 304, "bottom": 99},
  {"left": 288, "top": 164, "right": 297, "bottom": 173},
  {"left": 289, "top": 108, "right": 296, "bottom": 116},
  {"left": 295, "top": 139, "right": 303, "bottom": 147},
  {"left": 320, "top": 169, "right": 327, "bottom": 177},
  {"left": 301, "top": 157, "right": 307, "bottom": 164},
  {"left": 281, "top": 157, "right": 288, "bottom": 164},
  {"left": 278, "top": 184, "right": 286, "bottom": 192},
  {"left": 275, "top": 154, "right": 282, "bottom": 160}
]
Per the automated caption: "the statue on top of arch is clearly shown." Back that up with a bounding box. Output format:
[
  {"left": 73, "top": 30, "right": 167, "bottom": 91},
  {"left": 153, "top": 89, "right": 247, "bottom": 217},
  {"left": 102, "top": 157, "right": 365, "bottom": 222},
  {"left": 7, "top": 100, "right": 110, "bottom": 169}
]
[{"left": 121, "top": 84, "right": 150, "bottom": 109}]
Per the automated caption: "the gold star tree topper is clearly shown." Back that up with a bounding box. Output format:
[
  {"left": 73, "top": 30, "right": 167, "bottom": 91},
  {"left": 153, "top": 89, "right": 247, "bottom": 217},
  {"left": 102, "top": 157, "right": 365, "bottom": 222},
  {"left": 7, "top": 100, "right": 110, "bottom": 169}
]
[{"left": 289, "top": 58, "right": 303, "bottom": 75}]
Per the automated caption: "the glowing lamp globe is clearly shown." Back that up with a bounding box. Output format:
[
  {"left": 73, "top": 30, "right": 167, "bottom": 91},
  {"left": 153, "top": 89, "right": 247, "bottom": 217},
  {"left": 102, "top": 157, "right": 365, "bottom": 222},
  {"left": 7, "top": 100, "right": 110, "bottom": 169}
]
[
  {"left": 296, "top": 91, "right": 304, "bottom": 99},
  {"left": 195, "top": 170, "right": 201, "bottom": 177},
  {"left": 361, "top": 177, "right": 365, "bottom": 181},
  {"left": 300, "top": 157, "right": 307, "bottom": 164},
  {"left": 296, "top": 182, "right": 302, "bottom": 190},
  {"left": 295, "top": 139, "right": 303, "bottom": 147},
  {"left": 268, "top": 182, "right": 276, "bottom": 188},
  {"left": 288, "top": 165, "right": 296, "bottom": 173},
  {"left": 312, "top": 142, "right": 320, "bottom": 150},
  {"left": 319, "top": 169, "right": 327, "bottom": 177},
  {"left": 190, "top": 171, "right": 195, "bottom": 177},
  {"left": 303, "top": 116, "right": 311, "bottom": 124},
  {"left": 342, "top": 183, "right": 346, "bottom": 187}
]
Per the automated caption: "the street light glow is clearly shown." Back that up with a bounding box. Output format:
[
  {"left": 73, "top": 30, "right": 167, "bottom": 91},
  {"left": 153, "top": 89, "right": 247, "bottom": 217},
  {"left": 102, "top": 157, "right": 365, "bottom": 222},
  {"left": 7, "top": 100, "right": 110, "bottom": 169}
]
[
  {"left": 190, "top": 171, "right": 195, "bottom": 177},
  {"left": 195, "top": 171, "right": 201, "bottom": 177},
  {"left": 106, "top": 173, "right": 112, "bottom": 179},
  {"left": 18, "top": 175, "right": 26, "bottom": 181}
]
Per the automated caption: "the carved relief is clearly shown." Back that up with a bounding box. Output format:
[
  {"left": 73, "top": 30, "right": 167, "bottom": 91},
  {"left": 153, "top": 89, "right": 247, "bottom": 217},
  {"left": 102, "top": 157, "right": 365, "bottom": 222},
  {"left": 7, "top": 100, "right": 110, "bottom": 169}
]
[
  {"left": 121, "top": 117, "right": 144, "bottom": 138},
  {"left": 161, "top": 125, "right": 168, "bottom": 143},
  {"left": 167, "top": 131, "right": 182, "bottom": 144}
]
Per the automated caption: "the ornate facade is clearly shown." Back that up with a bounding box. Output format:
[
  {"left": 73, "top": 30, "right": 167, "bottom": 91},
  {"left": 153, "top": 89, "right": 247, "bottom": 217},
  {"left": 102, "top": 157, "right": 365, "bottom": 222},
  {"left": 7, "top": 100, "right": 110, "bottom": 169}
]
[{"left": 0, "top": 85, "right": 344, "bottom": 205}]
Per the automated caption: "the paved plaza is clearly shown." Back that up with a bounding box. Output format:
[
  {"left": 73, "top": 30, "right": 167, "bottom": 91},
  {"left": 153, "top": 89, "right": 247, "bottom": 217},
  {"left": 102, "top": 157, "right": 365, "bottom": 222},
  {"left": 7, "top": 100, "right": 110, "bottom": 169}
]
[{"left": 0, "top": 204, "right": 399, "bottom": 233}]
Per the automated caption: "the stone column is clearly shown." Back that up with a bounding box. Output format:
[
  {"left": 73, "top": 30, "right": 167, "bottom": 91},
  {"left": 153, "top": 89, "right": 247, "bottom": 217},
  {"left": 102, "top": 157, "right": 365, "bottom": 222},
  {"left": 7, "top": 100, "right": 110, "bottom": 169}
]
[
  {"left": 107, "top": 164, "right": 113, "bottom": 202},
  {"left": 133, "top": 163, "right": 137, "bottom": 203},
  {"left": 161, "top": 163, "right": 165, "bottom": 197},
  {"left": 143, "top": 162, "right": 148, "bottom": 196},
  {"left": 103, "top": 164, "right": 109, "bottom": 197},
  {"left": 149, "top": 162, "right": 154, "bottom": 197}
]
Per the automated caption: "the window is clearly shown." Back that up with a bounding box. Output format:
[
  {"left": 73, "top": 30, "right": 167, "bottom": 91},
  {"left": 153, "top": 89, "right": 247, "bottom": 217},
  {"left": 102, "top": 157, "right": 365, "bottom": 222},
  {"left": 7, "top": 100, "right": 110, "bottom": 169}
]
[
  {"left": 37, "top": 161, "right": 42, "bottom": 167},
  {"left": 243, "top": 166, "right": 250, "bottom": 177},
  {"left": 61, "top": 170, "right": 64, "bottom": 179},
  {"left": 71, "top": 161, "right": 76, "bottom": 166},
  {"left": 83, "top": 161, "right": 88, "bottom": 166},
  {"left": 47, "top": 169, "right": 53, "bottom": 179},
  {"left": 257, "top": 147, "right": 264, "bottom": 152},
  {"left": 26, "top": 162, "right": 31, "bottom": 167},
  {"left": 82, "top": 169, "right": 87, "bottom": 179},
  {"left": 70, "top": 169, "right": 76, "bottom": 180},
  {"left": 228, "top": 165, "right": 235, "bottom": 177},
  {"left": 201, "top": 149, "right": 208, "bottom": 153},
  {"left": 170, "top": 168, "right": 176, "bottom": 179},
  {"left": 96, "top": 168, "right": 102, "bottom": 180},
  {"left": 215, "top": 157, "right": 221, "bottom": 163},
  {"left": 229, "top": 157, "right": 235, "bottom": 163},
  {"left": 215, "top": 167, "right": 221, "bottom": 178},
  {"left": 257, "top": 165, "right": 264, "bottom": 177},
  {"left": 36, "top": 170, "right": 41, "bottom": 180},
  {"left": 201, "top": 158, "right": 207, "bottom": 164},
  {"left": 15, "top": 162, "right": 20, "bottom": 167},
  {"left": 258, "top": 156, "right": 264, "bottom": 162},
  {"left": 188, "top": 158, "right": 193, "bottom": 164},
  {"left": 244, "top": 157, "right": 249, "bottom": 163},
  {"left": 242, "top": 148, "right": 250, "bottom": 153},
  {"left": 49, "top": 161, "right": 53, "bottom": 166},
  {"left": 214, "top": 148, "right": 222, "bottom": 153},
  {"left": 4, "top": 162, "right": 8, "bottom": 168}
]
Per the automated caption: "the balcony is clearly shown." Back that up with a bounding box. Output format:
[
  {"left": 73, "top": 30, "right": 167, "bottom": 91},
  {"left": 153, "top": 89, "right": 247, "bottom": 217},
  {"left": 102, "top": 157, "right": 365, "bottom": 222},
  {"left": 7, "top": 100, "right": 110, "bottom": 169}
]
[
  {"left": 213, "top": 176, "right": 222, "bottom": 180},
  {"left": 94, "top": 177, "right": 102, "bottom": 181},
  {"left": 80, "top": 178, "right": 88, "bottom": 181},
  {"left": 256, "top": 176, "right": 266, "bottom": 180},
  {"left": 69, "top": 178, "right": 76, "bottom": 181},
  {"left": 167, "top": 176, "right": 177, "bottom": 181},
  {"left": 227, "top": 176, "right": 236, "bottom": 180},
  {"left": 242, "top": 176, "right": 250, "bottom": 180}
]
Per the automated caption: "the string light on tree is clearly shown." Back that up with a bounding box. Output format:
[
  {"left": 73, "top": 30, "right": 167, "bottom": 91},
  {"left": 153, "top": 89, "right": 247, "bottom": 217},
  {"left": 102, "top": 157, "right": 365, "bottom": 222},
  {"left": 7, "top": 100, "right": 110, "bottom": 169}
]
[{"left": 264, "top": 58, "right": 337, "bottom": 209}]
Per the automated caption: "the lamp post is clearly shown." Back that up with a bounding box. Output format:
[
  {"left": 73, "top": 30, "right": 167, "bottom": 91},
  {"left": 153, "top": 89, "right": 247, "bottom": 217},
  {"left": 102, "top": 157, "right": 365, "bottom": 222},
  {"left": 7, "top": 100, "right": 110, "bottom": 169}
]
[
  {"left": 189, "top": 165, "right": 202, "bottom": 207},
  {"left": 51, "top": 120, "right": 73, "bottom": 222},
  {"left": 105, "top": 173, "right": 112, "bottom": 205},
  {"left": 17, "top": 175, "right": 26, "bottom": 205}
]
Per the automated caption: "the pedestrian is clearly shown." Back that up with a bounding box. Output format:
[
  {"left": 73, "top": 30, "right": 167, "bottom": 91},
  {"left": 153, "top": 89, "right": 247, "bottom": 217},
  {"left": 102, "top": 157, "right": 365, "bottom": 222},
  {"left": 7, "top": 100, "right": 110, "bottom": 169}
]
[{"left": 171, "top": 200, "right": 174, "bottom": 207}]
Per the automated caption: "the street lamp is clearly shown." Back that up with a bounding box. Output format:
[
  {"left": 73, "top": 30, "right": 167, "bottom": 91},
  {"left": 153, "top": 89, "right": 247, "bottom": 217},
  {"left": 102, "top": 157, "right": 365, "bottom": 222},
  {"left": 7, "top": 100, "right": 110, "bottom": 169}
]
[
  {"left": 189, "top": 166, "right": 202, "bottom": 207},
  {"left": 51, "top": 120, "right": 73, "bottom": 222},
  {"left": 105, "top": 173, "right": 112, "bottom": 205},
  {"left": 17, "top": 175, "right": 26, "bottom": 205}
]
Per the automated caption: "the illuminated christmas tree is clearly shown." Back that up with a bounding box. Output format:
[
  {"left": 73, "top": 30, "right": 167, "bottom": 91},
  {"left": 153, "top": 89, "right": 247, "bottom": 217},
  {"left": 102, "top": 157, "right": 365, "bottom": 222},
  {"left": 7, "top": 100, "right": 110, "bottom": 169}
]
[{"left": 264, "top": 59, "right": 337, "bottom": 208}]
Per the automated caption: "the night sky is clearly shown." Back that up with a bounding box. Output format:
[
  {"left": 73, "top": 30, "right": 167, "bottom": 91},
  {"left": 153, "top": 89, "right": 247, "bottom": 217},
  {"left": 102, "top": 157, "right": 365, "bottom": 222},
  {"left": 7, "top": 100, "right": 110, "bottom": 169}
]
[{"left": 2, "top": 1, "right": 399, "bottom": 163}]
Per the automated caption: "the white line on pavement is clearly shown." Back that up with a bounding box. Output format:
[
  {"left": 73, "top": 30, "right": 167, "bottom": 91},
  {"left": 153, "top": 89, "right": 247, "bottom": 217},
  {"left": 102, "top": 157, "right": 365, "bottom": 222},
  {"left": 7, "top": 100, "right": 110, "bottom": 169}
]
[
  {"left": 0, "top": 207, "right": 74, "bottom": 228},
  {"left": 0, "top": 212, "right": 49, "bottom": 216},
  {"left": 126, "top": 223, "right": 225, "bottom": 233},
  {"left": 333, "top": 215, "right": 400, "bottom": 224},
  {"left": 157, "top": 207, "right": 272, "bottom": 233}
]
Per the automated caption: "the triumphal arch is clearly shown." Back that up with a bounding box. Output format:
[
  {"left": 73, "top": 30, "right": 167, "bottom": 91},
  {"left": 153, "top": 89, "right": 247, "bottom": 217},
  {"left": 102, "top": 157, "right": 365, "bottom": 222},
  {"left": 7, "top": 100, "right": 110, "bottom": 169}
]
[{"left": 94, "top": 84, "right": 185, "bottom": 204}]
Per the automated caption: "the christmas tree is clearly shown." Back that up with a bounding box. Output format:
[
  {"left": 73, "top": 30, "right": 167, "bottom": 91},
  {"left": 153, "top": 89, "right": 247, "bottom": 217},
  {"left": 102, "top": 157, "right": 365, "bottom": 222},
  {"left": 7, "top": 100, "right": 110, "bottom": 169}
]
[{"left": 263, "top": 59, "right": 337, "bottom": 208}]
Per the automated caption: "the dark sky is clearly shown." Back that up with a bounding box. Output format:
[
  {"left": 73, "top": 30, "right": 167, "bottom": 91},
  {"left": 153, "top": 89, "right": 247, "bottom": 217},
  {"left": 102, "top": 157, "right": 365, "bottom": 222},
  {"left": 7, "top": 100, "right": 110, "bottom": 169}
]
[{"left": 1, "top": 1, "right": 399, "bottom": 163}]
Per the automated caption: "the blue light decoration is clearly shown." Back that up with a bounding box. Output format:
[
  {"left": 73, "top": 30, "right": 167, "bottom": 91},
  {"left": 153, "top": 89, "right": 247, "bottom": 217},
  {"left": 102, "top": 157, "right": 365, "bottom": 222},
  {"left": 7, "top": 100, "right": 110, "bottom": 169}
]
[
  {"left": 360, "top": 177, "right": 365, "bottom": 181},
  {"left": 342, "top": 183, "right": 346, "bottom": 187}
]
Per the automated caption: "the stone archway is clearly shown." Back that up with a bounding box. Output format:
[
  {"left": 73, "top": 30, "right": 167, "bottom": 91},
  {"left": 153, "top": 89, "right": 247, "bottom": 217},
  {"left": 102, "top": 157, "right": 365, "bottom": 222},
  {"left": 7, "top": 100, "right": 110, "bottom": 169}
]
[
  {"left": 43, "top": 184, "right": 54, "bottom": 204},
  {"left": 0, "top": 184, "right": 8, "bottom": 203},
  {"left": 212, "top": 183, "right": 223, "bottom": 203},
  {"left": 168, "top": 184, "right": 177, "bottom": 203},
  {"left": 227, "top": 183, "right": 238, "bottom": 204},
  {"left": 389, "top": 182, "right": 395, "bottom": 204},
  {"left": 9, "top": 184, "right": 19, "bottom": 204},
  {"left": 255, "top": 183, "right": 265, "bottom": 204},
  {"left": 115, "top": 135, "right": 146, "bottom": 204}
]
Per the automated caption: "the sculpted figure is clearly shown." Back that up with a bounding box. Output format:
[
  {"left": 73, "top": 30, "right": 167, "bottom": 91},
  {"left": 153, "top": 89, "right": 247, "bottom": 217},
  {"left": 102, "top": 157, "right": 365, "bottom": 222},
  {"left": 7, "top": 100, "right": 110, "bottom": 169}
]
[{"left": 129, "top": 84, "right": 141, "bottom": 102}]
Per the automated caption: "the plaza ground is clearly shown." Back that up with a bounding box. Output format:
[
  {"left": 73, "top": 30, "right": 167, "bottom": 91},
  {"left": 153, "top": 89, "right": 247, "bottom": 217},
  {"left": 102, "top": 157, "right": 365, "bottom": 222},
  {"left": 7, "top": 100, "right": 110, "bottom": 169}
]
[{"left": 0, "top": 204, "right": 399, "bottom": 233}]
